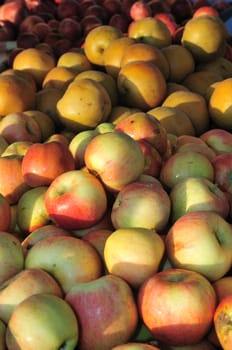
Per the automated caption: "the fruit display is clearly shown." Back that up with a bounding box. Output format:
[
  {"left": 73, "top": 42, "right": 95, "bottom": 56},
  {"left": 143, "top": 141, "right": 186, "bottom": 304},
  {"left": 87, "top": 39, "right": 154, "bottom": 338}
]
[{"left": 0, "top": 0, "right": 232, "bottom": 349}]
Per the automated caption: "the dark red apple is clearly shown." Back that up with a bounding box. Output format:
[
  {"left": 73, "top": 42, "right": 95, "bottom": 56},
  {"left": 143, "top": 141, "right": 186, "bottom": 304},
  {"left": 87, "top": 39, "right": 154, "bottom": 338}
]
[
  {"left": 19, "top": 15, "right": 44, "bottom": 33},
  {"left": 58, "top": 18, "right": 82, "bottom": 41},
  {"left": 84, "top": 4, "right": 109, "bottom": 23},
  {"left": 170, "top": 0, "right": 193, "bottom": 24},
  {"left": 108, "top": 13, "right": 130, "bottom": 33},
  {"left": 102, "top": 0, "right": 121, "bottom": 15},
  {"left": 32, "top": 22, "right": 52, "bottom": 41},
  {"left": 56, "top": 0, "right": 82, "bottom": 20},
  {"left": 16, "top": 32, "right": 40, "bottom": 49}
]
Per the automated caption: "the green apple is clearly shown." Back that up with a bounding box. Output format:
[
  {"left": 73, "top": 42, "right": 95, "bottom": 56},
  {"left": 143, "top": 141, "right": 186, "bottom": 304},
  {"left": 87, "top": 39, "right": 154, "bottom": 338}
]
[{"left": 6, "top": 293, "right": 79, "bottom": 350}]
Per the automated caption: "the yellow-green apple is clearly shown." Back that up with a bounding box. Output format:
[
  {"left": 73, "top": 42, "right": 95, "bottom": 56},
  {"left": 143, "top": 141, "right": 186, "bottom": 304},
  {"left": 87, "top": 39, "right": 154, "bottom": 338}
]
[
  {"left": 166, "top": 211, "right": 232, "bottom": 281},
  {"left": 56, "top": 78, "right": 112, "bottom": 132},
  {"left": 111, "top": 180, "right": 171, "bottom": 232},
  {"left": 0, "top": 193, "right": 11, "bottom": 232},
  {"left": 21, "top": 141, "right": 75, "bottom": 187},
  {"left": 69, "top": 129, "right": 99, "bottom": 169},
  {"left": 138, "top": 140, "right": 162, "bottom": 178},
  {"left": 65, "top": 274, "right": 138, "bottom": 350},
  {"left": 212, "top": 154, "right": 232, "bottom": 194},
  {"left": 25, "top": 235, "right": 103, "bottom": 293},
  {"left": 117, "top": 61, "right": 167, "bottom": 111},
  {"left": 1, "top": 141, "right": 32, "bottom": 157},
  {"left": 214, "top": 294, "right": 232, "bottom": 350},
  {"left": 200, "top": 128, "right": 232, "bottom": 154},
  {"left": 104, "top": 227, "right": 165, "bottom": 288},
  {"left": 0, "top": 231, "right": 24, "bottom": 285},
  {"left": 0, "top": 112, "right": 42, "bottom": 144},
  {"left": 6, "top": 293, "right": 79, "bottom": 350},
  {"left": 0, "top": 268, "right": 63, "bottom": 324},
  {"left": 128, "top": 17, "right": 172, "bottom": 48},
  {"left": 84, "top": 24, "right": 123, "bottom": 66},
  {"left": 0, "top": 155, "right": 30, "bottom": 204},
  {"left": 129, "top": 1, "right": 152, "bottom": 21},
  {"left": 23, "top": 110, "right": 56, "bottom": 141},
  {"left": 84, "top": 131, "right": 145, "bottom": 192},
  {"left": 74, "top": 69, "right": 119, "bottom": 107},
  {"left": 114, "top": 112, "right": 168, "bottom": 156},
  {"left": 95, "top": 122, "right": 115, "bottom": 134},
  {"left": 159, "top": 150, "right": 214, "bottom": 190},
  {"left": 82, "top": 228, "right": 113, "bottom": 260},
  {"left": 16, "top": 186, "right": 50, "bottom": 234},
  {"left": 112, "top": 343, "right": 160, "bottom": 350},
  {"left": 137, "top": 268, "right": 217, "bottom": 346},
  {"left": 45, "top": 169, "right": 108, "bottom": 230},
  {"left": 21, "top": 224, "right": 73, "bottom": 256},
  {"left": 170, "top": 177, "right": 230, "bottom": 222}
]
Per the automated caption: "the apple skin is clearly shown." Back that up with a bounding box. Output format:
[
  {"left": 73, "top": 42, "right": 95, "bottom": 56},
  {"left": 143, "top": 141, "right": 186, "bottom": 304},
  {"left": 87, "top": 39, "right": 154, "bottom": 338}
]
[
  {"left": 0, "top": 193, "right": 11, "bottom": 232},
  {"left": 0, "top": 231, "right": 24, "bottom": 286},
  {"left": 0, "top": 155, "right": 30, "bottom": 205},
  {"left": 166, "top": 210, "right": 232, "bottom": 281},
  {"left": 212, "top": 153, "right": 232, "bottom": 194},
  {"left": 21, "top": 141, "right": 75, "bottom": 187},
  {"left": 159, "top": 150, "right": 214, "bottom": 190},
  {"left": 200, "top": 128, "right": 232, "bottom": 154},
  {"left": 170, "top": 176, "right": 230, "bottom": 222},
  {"left": 0, "top": 268, "right": 63, "bottom": 324},
  {"left": 193, "top": 5, "right": 219, "bottom": 18},
  {"left": 21, "top": 224, "right": 73, "bottom": 256},
  {"left": 16, "top": 186, "right": 50, "bottom": 234},
  {"left": 114, "top": 112, "right": 168, "bottom": 156},
  {"left": 84, "top": 131, "right": 145, "bottom": 193},
  {"left": 25, "top": 235, "right": 103, "bottom": 293},
  {"left": 6, "top": 293, "right": 79, "bottom": 350},
  {"left": 214, "top": 294, "right": 232, "bottom": 350},
  {"left": 1, "top": 141, "right": 32, "bottom": 157},
  {"left": 138, "top": 140, "right": 162, "bottom": 178},
  {"left": 0, "top": 112, "right": 42, "bottom": 144},
  {"left": 111, "top": 180, "right": 171, "bottom": 233},
  {"left": 103, "top": 227, "right": 165, "bottom": 288},
  {"left": 137, "top": 268, "right": 217, "bottom": 346},
  {"left": 82, "top": 228, "right": 113, "bottom": 260},
  {"left": 45, "top": 169, "right": 108, "bottom": 230},
  {"left": 65, "top": 274, "right": 138, "bottom": 350}
]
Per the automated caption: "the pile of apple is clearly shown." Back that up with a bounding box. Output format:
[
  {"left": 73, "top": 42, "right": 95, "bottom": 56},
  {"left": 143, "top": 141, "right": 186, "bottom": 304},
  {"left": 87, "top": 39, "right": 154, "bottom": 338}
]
[
  {"left": 0, "top": 0, "right": 232, "bottom": 350},
  {"left": 0, "top": 0, "right": 231, "bottom": 58}
]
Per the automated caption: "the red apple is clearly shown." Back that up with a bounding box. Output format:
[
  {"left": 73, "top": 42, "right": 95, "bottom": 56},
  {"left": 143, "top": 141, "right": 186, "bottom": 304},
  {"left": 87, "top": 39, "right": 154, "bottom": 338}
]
[
  {"left": 115, "top": 112, "right": 168, "bottom": 156},
  {"left": 108, "top": 13, "right": 130, "bottom": 33},
  {"left": 21, "top": 141, "right": 75, "bottom": 187},
  {"left": 45, "top": 169, "right": 108, "bottom": 230},
  {"left": 103, "top": 0, "right": 121, "bottom": 15},
  {"left": 82, "top": 228, "right": 113, "bottom": 260},
  {"left": 0, "top": 155, "right": 30, "bottom": 204},
  {"left": 137, "top": 140, "right": 162, "bottom": 178},
  {"left": 200, "top": 128, "right": 232, "bottom": 154},
  {"left": 53, "top": 38, "right": 74, "bottom": 58},
  {"left": 0, "top": 1, "right": 26, "bottom": 26},
  {"left": 0, "top": 112, "right": 42, "bottom": 144},
  {"left": 138, "top": 268, "right": 217, "bottom": 346},
  {"left": 129, "top": 1, "right": 152, "bottom": 21},
  {"left": 121, "top": 0, "right": 136, "bottom": 19},
  {"left": 84, "top": 4, "right": 109, "bottom": 23},
  {"left": 19, "top": 14, "right": 44, "bottom": 33},
  {"left": 80, "top": 15, "right": 103, "bottom": 36},
  {"left": 16, "top": 32, "right": 41, "bottom": 49},
  {"left": 56, "top": 0, "right": 82, "bottom": 19},
  {"left": 32, "top": 21, "right": 52, "bottom": 41},
  {"left": 214, "top": 294, "right": 232, "bottom": 350},
  {"left": 58, "top": 17, "right": 82, "bottom": 41},
  {"left": 0, "top": 193, "right": 11, "bottom": 232},
  {"left": 212, "top": 153, "right": 232, "bottom": 194},
  {"left": 65, "top": 274, "right": 138, "bottom": 350},
  {"left": 154, "top": 12, "right": 178, "bottom": 37},
  {"left": 193, "top": 5, "right": 219, "bottom": 17}
]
